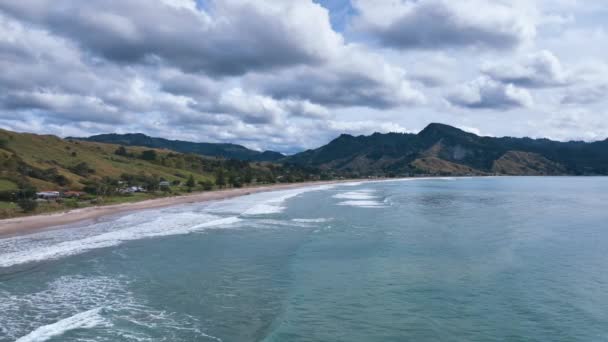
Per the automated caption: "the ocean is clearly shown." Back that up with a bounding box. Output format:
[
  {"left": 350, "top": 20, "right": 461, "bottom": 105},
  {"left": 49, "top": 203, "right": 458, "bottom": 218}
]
[{"left": 1, "top": 177, "right": 607, "bottom": 342}]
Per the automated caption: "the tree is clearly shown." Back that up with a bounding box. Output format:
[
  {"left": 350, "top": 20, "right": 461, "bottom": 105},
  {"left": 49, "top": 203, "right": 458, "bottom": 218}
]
[
  {"left": 243, "top": 168, "right": 253, "bottom": 184},
  {"left": 68, "top": 162, "right": 95, "bottom": 177},
  {"left": 215, "top": 168, "right": 226, "bottom": 188},
  {"left": 140, "top": 150, "right": 157, "bottom": 161},
  {"left": 186, "top": 174, "right": 195, "bottom": 192},
  {"left": 199, "top": 180, "right": 214, "bottom": 191},
  {"left": 17, "top": 198, "right": 38, "bottom": 212},
  {"left": 114, "top": 146, "right": 128, "bottom": 156},
  {"left": 15, "top": 187, "right": 38, "bottom": 213}
]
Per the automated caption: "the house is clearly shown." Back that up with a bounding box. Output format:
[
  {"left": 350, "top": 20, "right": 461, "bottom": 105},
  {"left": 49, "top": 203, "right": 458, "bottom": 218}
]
[
  {"left": 37, "top": 191, "right": 60, "bottom": 200},
  {"left": 62, "top": 191, "right": 85, "bottom": 198},
  {"left": 120, "top": 186, "right": 146, "bottom": 194}
]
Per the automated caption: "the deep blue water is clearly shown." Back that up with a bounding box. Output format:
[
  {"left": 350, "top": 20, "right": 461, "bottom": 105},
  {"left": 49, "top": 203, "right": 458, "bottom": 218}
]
[{"left": 1, "top": 177, "right": 607, "bottom": 341}]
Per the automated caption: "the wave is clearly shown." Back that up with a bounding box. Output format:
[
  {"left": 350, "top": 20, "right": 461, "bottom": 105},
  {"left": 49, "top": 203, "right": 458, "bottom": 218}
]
[
  {"left": 15, "top": 307, "right": 107, "bottom": 342},
  {"left": 291, "top": 218, "right": 331, "bottom": 223},
  {"left": 337, "top": 200, "right": 387, "bottom": 208},
  {"left": 0, "top": 184, "right": 339, "bottom": 268},
  {"left": 332, "top": 189, "right": 386, "bottom": 208},
  {"left": 242, "top": 184, "right": 336, "bottom": 216},
  {"left": 333, "top": 190, "right": 378, "bottom": 200},
  {"left": 0, "top": 215, "right": 240, "bottom": 268}
]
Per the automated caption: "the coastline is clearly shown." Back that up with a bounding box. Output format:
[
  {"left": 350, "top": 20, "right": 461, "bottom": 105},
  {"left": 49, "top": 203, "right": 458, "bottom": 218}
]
[{"left": 0, "top": 180, "right": 361, "bottom": 237}]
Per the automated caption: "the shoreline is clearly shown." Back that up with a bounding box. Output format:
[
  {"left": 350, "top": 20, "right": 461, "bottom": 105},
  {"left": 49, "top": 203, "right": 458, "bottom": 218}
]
[{"left": 0, "top": 180, "right": 362, "bottom": 237}]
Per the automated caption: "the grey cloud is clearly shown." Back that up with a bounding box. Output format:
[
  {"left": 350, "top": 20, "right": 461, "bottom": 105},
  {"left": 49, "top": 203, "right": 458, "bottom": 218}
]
[
  {"left": 252, "top": 46, "right": 425, "bottom": 109},
  {"left": 447, "top": 77, "right": 533, "bottom": 110},
  {"left": 352, "top": 0, "right": 535, "bottom": 50},
  {"left": 0, "top": 0, "right": 342, "bottom": 77},
  {"left": 561, "top": 84, "right": 608, "bottom": 105},
  {"left": 482, "top": 50, "right": 568, "bottom": 88}
]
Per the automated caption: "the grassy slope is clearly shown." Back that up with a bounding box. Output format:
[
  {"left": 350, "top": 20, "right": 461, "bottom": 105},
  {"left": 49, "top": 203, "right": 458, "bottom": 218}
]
[
  {"left": 0, "top": 178, "right": 18, "bottom": 191},
  {"left": 0, "top": 128, "right": 214, "bottom": 190}
]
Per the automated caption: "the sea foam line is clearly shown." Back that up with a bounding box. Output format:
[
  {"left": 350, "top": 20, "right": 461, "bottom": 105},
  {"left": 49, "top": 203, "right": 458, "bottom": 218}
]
[
  {"left": 15, "top": 307, "right": 107, "bottom": 342},
  {"left": 242, "top": 184, "right": 337, "bottom": 216},
  {"left": 0, "top": 184, "right": 339, "bottom": 268},
  {"left": 0, "top": 215, "right": 240, "bottom": 268}
]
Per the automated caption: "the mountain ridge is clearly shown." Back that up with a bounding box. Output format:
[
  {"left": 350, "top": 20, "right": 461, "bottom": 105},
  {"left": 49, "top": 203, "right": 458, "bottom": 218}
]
[
  {"left": 283, "top": 123, "right": 608, "bottom": 176},
  {"left": 69, "top": 133, "right": 285, "bottom": 162}
]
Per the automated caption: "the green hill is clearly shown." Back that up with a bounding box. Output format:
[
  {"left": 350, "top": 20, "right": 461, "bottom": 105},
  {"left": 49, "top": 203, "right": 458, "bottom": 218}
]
[
  {"left": 0, "top": 129, "right": 322, "bottom": 218},
  {"left": 70, "top": 133, "right": 285, "bottom": 161},
  {"left": 284, "top": 123, "right": 608, "bottom": 176}
]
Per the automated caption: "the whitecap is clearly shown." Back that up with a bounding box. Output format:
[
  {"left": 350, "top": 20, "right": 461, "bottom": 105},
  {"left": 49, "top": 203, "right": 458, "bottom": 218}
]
[
  {"left": 333, "top": 190, "right": 378, "bottom": 200},
  {"left": 337, "top": 200, "right": 386, "bottom": 208},
  {"left": 15, "top": 307, "right": 108, "bottom": 342},
  {"left": 241, "top": 184, "right": 336, "bottom": 216},
  {"left": 291, "top": 218, "right": 331, "bottom": 223},
  {"left": 0, "top": 214, "right": 240, "bottom": 268}
]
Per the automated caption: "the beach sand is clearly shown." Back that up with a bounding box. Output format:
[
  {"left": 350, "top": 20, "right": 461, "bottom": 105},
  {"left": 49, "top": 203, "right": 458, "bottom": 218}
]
[{"left": 0, "top": 180, "right": 358, "bottom": 237}]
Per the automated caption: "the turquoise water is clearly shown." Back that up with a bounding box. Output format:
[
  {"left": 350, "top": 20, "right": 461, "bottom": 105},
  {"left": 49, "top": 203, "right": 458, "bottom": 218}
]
[{"left": 1, "top": 177, "right": 608, "bottom": 341}]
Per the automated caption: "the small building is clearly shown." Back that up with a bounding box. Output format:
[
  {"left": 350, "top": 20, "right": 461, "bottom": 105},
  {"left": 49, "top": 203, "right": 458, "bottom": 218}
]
[
  {"left": 37, "top": 191, "right": 60, "bottom": 200},
  {"left": 159, "top": 181, "right": 171, "bottom": 187},
  {"left": 120, "top": 186, "right": 146, "bottom": 194},
  {"left": 62, "top": 191, "right": 85, "bottom": 198}
]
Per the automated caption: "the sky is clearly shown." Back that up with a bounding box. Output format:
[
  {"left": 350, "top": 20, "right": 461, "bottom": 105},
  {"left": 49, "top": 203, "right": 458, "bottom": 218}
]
[{"left": 0, "top": 0, "right": 607, "bottom": 153}]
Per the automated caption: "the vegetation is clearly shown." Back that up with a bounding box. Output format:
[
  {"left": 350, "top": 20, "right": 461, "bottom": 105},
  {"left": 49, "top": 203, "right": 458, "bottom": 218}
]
[
  {"left": 114, "top": 145, "right": 128, "bottom": 156},
  {"left": 186, "top": 174, "right": 195, "bottom": 192},
  {"left": 17, "top": 198, "right": 38, "bottom": 212},
  {"left": 72, "top": 133, "right": 285, "bottom": 161},
  {"left": 140, "top": 149, "right": 157, "bottom": 161},
  {"left": 285, "top": 123, "right": 608, "bottom": 176},
  {"left": 0, "top": 128, "right": 327, "bottom": 218}
]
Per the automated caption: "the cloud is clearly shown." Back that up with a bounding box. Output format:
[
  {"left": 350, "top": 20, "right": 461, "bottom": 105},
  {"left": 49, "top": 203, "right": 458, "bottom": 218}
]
[
  {"left": 0, "top": 0, "right": 343, "bottom": 76},
  {"left": 352, "top": 0, "right": 536, "bottom": 50},
  {"left": 482, "top": 50, "right": 568, "bottom": 88},
  {"left": 561, "top": 84, "right": 608, "bottom": 105},
  {"left": 446, "top": 77, "right": 534, "bottom": 110},
  {"left": 0, "top": 0, "right": 606, "bottom": 151},
  {"left": 251, "top": 45, "right": 426, "bottom": 109}
]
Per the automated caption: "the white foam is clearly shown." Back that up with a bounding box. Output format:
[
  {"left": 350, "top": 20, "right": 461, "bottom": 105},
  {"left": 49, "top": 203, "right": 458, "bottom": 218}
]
[
  {"left": 241, "top": 184, "right": 336, "bottom": 216},
  {"left": 15, "top": 307, "right": 107, "bottom": 342},
  {"left": 337, "top": 200, "right": 386, "bottom": 208},
  {"left": 0, "top": 183, "right": 340, "bottom": 268},
  {"left": 333, "top": 190, "right": 378, "bottom": 200},
  {"left": 0, "top": 214, "right": 240, "bottom": 268},
  {"left": 1, "top": 274, "right": 217, "bottom": 341},
  {"left": 291, "top": 218, "right": 331, "bottom": 223},
  {"left": 243, "top": 203, "right": 285, "bottom": 215},
  {"left": 332, "top": 189, "right": 386, "bottom": 208}
]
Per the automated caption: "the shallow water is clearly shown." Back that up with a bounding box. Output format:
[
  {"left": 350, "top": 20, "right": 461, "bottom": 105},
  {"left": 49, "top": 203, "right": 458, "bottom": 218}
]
[{"left": 1, "top": 177, "right": 607, "bottom": 341}]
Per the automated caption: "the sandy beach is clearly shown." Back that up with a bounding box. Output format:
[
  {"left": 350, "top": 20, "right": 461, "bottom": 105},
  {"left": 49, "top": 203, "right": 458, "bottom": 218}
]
[{"left": 0, "top": 180, "right": 358, "bottom": 237}]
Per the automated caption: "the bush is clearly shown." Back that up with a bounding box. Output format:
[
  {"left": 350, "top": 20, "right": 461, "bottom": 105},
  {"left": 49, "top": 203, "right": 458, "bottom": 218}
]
[
  {"left": 114, "top": 146, "right": 128, "bottom": 156},
  {"left": 186, "top": 174, "right": 195, "bottom": 191},
  {"left": 0, "top": 208, "right": 12, "bottom": 219},
  {"left": 68, "top": 162, "right": 95, "bottom": 177},
  {"left": 17, "top": 198, "right": 38, "bottom": 212},
  {"left": 64, "top": 198, "right": 80, "bottom": 208},
  {"left": 140, "top": 150, "right": 157, "bottom": 161},
  {"left": 199, "top": 180, "right": 213, "bottom": 191}
]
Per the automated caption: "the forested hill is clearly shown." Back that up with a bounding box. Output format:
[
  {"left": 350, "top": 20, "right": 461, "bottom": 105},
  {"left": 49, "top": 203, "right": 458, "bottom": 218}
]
[
  {"left": 0, "top": 129, "right": 320, "bottom": 195},
  {"left": 71, "top": 133, "right": 285, "bottom": 162},
  {"left": 284, "top": 123, "right": 608, "bottom": 176}
]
